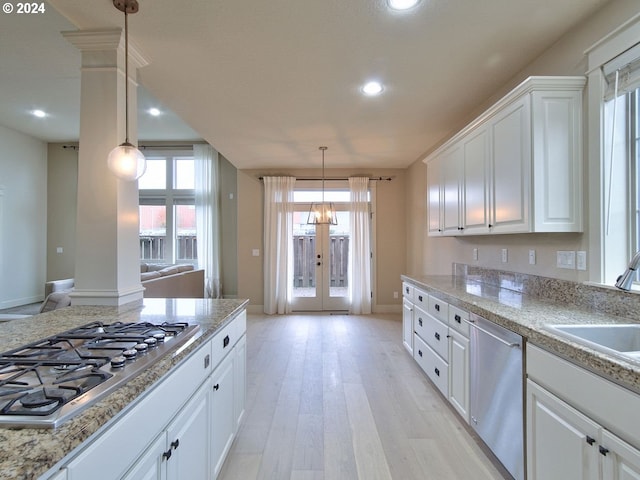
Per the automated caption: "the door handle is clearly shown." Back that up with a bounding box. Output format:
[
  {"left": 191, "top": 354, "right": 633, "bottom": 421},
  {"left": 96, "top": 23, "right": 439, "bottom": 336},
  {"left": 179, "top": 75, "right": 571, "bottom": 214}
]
[{"left": 317, "top": 262, "right": 321, "bottom": 266}]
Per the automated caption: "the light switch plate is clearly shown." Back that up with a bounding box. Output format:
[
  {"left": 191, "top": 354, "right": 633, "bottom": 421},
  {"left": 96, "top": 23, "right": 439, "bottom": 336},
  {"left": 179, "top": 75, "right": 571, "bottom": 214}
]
[
  {"left": 252, "top": 249, "right": 260, "bottom": 257},
  {"left": 501, "top": 248, "right": 508, "bottom": 263},
  {"left": 473, "top": 248, "right": 478, "bottom": 261},
  {"left": 576, "top": 251, "right": 587, "bottom": 271},
  {"left": 557, "top": 251, "right": 576, "bottom": 269}
]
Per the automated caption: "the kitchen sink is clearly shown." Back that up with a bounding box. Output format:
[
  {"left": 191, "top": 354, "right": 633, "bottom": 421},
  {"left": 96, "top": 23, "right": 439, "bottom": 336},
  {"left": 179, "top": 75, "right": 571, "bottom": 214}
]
[{"left": 545, "top": 323, "right": 640, "bottom": 364}]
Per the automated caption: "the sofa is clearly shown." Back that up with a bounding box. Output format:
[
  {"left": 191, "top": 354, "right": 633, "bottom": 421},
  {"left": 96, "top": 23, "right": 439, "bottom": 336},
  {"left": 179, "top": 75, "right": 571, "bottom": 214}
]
[
  {"left": 139, "top": 263, "right": 205, "bottom": 298},
  {"left": 40, "top": 264, "right": 205, "bottom": 312}
]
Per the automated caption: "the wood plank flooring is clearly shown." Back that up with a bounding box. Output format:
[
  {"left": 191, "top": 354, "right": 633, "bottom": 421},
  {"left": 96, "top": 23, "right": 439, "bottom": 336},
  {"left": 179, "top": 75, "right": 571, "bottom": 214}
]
[{"left": 218, "top": 313, "right": 509, "bottom": 480}]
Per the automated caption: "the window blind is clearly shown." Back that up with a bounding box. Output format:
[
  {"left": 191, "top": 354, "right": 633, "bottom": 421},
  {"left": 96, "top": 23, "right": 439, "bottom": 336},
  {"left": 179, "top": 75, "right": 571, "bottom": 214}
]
[{"left": 603, "top": 42, "right": 640, "bottom": 99}]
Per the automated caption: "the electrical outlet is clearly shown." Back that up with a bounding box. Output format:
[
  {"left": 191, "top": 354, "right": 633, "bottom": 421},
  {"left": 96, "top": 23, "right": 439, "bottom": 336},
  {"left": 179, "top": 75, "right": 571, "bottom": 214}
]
[
  {"left": 556, "top": 251, "right": 576, "bottom": 269},
  {"left": 501, "top": 248, "right": 508, "bottom": 263},
  {"left": 528, "top": 249, "right": 536, "bottom": 265},
  {"left": 393, "top": 291, "right": 399, "bottom": 299},
  {"left": 252, "top": 249, "right": 260, "bottom": 257},
  {"left": 576, "top": 251, "right": 587, "bottom": 271},
  {"left": 473, "top": 248, "right": 478, "bottom": 261}
]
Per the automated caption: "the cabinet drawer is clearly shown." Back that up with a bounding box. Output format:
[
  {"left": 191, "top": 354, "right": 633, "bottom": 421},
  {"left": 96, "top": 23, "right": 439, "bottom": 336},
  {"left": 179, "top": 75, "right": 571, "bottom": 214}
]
[
  {"left": 448, "top": 305, "right": 470, "bottom": 337},
  {"left": 414, "top": 288, "right": 429, "bottom": 310},
  {"left": 416, "top": 312, "right": 449, "bottom": 361},
  {"left": 414, "top": 334, "right": 449, "bottom": 398},
  {"left": 210, "top": 311, "right": 245, "bottom": 371},
  {"left": 428, "top": 295, "right": 449, "bottom": 323},
  {"left": 413, "top": 306, "right": 428, "bottom": 337},
  {"left": 402, "top": 282, "right": 414, "bottom": 302}
]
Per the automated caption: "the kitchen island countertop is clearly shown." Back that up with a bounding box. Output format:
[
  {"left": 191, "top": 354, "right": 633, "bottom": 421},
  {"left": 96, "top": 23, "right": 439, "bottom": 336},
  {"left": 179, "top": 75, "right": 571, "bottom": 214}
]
[
  {"left": 0, "top": 297, "right": 248, "bottom": 480},
  {"left": 402, "top": 274, "right": 640, "bottom": 394}
]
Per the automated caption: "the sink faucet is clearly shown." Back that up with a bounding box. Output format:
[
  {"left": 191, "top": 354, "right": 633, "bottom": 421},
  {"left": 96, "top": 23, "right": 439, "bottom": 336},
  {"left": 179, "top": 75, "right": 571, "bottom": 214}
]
[{"left": 615, "top": 250, "right": 640, "bottom": 291}]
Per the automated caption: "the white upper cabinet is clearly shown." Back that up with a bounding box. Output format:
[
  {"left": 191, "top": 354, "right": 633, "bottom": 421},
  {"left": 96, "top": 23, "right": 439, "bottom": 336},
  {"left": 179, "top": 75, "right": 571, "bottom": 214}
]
[{"left": 424, "top": 76, "right": 585, "bottom": 236}]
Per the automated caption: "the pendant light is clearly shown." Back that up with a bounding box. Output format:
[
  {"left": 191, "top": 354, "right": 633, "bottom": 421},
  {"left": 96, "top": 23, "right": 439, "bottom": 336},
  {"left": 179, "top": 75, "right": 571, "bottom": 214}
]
[
  {"left": 307, "top": 146, "right": 337, "bottom": 225},
  {"left": 107, "top": 0, "right": 146, "bottom": 181}
]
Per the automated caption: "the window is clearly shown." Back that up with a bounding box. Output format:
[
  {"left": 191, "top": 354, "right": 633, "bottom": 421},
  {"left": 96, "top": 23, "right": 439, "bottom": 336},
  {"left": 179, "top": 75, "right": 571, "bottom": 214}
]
[
  {"left": 139, "top": 151, "right": 196, "bottom": 264},
  {"left": 589, "top": 24, "right": 640, "bottom": 285}
]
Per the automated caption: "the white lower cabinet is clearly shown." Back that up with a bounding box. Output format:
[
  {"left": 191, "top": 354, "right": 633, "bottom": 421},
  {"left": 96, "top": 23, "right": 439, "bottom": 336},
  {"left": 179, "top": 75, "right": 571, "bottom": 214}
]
[
  {"left": 234, "top": 334, "right": 247, "bottom": 431},
  {"left": 527, "top": 344, "right": 640, "bottom": 480},
  {"left": 211, "top": 352, "right": 235, "bottom": 478},
  {"left": 448, "top": 329, "right": 469, "bottom": 422},
  {"left": 58, "top": 311, "right": 247, "bottom": 480},
  {"left": 402, "top": 298, "right": 413, "bottom": 355},
  {"left": 123, "top": 379, "right": 212, "bottom": 480},
  {"left": 527, "top": 379, "right": 599, "bottom": 480}
]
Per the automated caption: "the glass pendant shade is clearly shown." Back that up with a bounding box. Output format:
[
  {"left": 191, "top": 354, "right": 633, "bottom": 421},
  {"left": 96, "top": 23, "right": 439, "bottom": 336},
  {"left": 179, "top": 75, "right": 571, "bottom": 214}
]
[
  {"left": 307, "top": 202, "right": 337, "bottom": 225},
  {"left": 107, "top": 141, "right": 147, "bottom": 181}
]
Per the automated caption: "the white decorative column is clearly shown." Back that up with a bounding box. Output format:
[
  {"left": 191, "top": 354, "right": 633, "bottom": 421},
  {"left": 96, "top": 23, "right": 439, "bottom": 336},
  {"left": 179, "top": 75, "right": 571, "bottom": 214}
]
[{"left": 64, "top": 29, "right": 149, "bottom": 306}]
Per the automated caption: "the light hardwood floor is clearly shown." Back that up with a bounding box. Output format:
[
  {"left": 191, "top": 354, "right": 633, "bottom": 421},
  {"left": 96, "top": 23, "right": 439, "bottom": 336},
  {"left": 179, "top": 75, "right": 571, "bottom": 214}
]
[{"left": 219, "top": 313, "right": 510, "bottom": 480}]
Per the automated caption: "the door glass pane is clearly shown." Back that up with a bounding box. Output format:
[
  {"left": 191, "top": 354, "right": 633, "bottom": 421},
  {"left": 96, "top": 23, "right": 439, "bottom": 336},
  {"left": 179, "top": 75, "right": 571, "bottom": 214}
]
[
  {"left": 175, "top": 204, "right": 197, "bottom": 261},
  {"left": 292, "top": 210, "right": 316, "bottom": 298},
  {"left": 139, "top": 158, "right": 166, "bottom": 189},
  {"left": 140, "top": 205, "right": 166, "bottom": 260},
  {"left": 329, "top": 211, "right": 350, "bottom": 297}
]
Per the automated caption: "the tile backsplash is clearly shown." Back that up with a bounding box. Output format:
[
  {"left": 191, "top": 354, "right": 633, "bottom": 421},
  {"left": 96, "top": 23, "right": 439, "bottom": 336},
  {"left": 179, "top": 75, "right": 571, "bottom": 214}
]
[{"left": 453, "top": 263, "right": 640, "bottom": 321}]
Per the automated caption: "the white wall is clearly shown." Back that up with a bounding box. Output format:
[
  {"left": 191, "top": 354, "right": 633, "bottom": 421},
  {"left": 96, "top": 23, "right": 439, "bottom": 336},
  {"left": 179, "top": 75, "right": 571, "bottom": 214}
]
[
  {"left": 0, "top": 125, "right": 47, "bottom": 308},
  {"left": 406, "top": 0, "right": 640, "bottom": 281},
  {"left": 47, "top": 143, "right": 77, "bottom": 281}
]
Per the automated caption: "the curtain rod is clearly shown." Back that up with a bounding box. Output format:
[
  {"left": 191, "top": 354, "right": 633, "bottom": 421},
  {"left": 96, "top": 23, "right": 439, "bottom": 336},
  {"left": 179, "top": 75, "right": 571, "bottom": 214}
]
[
  {"left": 258, "top": 176, "right": 393, "bottom": 181},
  {"left": 62, "top": 143, "right": 207, "bottom": 151},
  {"left": 139, "top": 143, "right": 204, "bottom": 149}
]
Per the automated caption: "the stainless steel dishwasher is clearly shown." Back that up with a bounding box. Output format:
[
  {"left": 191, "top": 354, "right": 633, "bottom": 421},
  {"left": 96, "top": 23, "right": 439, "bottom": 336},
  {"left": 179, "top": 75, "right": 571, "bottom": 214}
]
[{"left": 468, "top": 313, "right": 524, "bottom": 480}]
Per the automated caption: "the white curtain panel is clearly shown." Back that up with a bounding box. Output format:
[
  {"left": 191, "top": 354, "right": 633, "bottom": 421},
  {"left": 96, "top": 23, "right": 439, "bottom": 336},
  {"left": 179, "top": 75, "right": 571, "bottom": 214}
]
[
  {"left": 263, "top": 176, "right": 296, "bottom": 314},
  {"left": 348, "top": 176, "right": 372, "bottom": 314},
  {"left": 194, "top": 144, "right": 222, "bottom": 298}
]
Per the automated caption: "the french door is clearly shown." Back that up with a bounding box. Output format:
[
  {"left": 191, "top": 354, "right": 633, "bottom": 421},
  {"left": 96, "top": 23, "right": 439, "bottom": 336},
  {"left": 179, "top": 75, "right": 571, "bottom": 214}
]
[{"left": 290, "top": 208, "right": 350, "bottom": 311}]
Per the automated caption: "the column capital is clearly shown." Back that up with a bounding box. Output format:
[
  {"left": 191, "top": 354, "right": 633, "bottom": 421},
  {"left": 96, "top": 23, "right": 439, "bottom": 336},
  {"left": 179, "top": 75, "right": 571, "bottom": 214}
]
[{"left": 62, "top": 28, "right": 149, "bottom": 69}]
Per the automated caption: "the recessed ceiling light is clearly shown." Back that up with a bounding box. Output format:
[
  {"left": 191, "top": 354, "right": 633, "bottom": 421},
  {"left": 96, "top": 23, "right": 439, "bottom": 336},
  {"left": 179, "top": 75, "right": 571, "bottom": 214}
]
[
  {"left": 362, "top": 81, "right": 384, "bottom": 96},
  {"left": 388, "top": 0, "right": 420, "bottom": 10},
  {"left": 148, "top": 108, "right": 161, "bottom": 116},
  {"left": 32, "top": 109, "right": 47, "bottom": 118}
]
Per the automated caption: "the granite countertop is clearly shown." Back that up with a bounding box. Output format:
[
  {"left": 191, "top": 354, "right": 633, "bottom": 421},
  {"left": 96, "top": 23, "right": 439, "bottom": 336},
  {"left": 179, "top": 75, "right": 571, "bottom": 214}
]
[
  {"left": 401, "top": 274, "right": 640, "bottom": 394},
  {"left": 0, "top": 297, "right": 249, "bottom": 480}
]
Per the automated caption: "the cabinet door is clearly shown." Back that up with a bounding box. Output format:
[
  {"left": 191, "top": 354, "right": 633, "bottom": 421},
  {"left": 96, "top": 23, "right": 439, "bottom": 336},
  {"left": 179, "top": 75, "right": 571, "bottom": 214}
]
[
  {"left": 122, "top": 433, "right": 167, "bottom": 480},
  {"left": 402, "top": 299, "right": 414, "bottom": 355},
  {"left": 462, "top": 126, "right": 490, "bottom": 234},
  {"left": 490, "top": 95, "right": 531, "bottom": 233},
  {"left": 441, "top": 145, "right": 463, "bottom": 235},
  {"left": 427, "top": 157, "right": 443, "bottom": 235},
  {"left": 601, "top": 430, "right": 640, "bottom": 480},
  {"left": 211, "top": 353, "right": 235, "bottom": 478},
  {"left": 166, "top": 380, "right": 212, "bottom": 480},
  {"left": 448, "top": 329, "right": 469, "bottom": 423},
  {"left": 531, "top": 90, "right": 583, "bottom": 232},
  {"left": 234, "top": 334, "right": 247, "bottom": 430},
  {"left": 527, "top": 380, "right": 599, "bottom": 480}
]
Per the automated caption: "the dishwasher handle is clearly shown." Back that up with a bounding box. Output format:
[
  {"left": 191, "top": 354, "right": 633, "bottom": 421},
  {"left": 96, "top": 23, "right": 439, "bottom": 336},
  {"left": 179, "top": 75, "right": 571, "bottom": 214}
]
[{"left": 465, "top": 319, "right": 521, "bottom": 348}]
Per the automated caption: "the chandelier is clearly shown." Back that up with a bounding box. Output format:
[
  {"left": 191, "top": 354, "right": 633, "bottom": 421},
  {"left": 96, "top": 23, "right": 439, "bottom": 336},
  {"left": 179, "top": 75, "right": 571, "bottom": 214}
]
[{"left": 307, "top": 146, "right": 337, "bottom": 225}]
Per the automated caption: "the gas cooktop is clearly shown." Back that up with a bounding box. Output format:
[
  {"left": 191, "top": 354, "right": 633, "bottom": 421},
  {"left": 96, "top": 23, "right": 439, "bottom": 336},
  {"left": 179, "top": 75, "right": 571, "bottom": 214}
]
[{"left": 0, "top": 321, "right": 200, "bottom": 428}]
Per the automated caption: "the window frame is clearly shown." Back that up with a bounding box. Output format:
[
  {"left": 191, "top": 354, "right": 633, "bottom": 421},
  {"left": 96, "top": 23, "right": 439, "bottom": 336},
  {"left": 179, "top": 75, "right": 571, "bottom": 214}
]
[
  {"left": 586, "top": 15, "right": 640, "bottom": 286},
  {"left": 139, "top": 150, "right": 196, "bottom": 265}
]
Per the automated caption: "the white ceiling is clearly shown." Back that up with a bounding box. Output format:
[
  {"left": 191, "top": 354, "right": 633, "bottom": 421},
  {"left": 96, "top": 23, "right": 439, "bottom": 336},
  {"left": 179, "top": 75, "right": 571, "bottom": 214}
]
[{"left": 1, "top": 0, "right": 611, "bottom": 169}]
